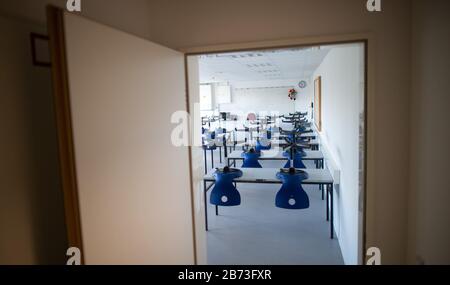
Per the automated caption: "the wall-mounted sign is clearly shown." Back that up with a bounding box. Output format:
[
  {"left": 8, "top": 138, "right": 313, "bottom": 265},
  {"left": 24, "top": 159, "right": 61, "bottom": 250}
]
[{"left": 67, "top": 0, "right": 81, "bottom": 12}]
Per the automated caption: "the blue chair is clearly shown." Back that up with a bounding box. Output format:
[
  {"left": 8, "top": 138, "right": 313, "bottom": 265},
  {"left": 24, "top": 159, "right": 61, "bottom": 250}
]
[
  {"left": 210, "top": 167, "right": 243, "bottom": 206},
  {"left": 269, "top": 127, "right": 280, "bottom": 136},
  {"left": 256, "top": 130, "right": 272, "bottom": 151},
  {"left": 241, "top": 148, "right": 262, "bottom": 168},
  {"left": 206, "top": 131, "right": 216, "bottom": 140},
  {"left": 215, "top": 128, "right": 226, "bottom": 135},
  {"left": 283, "top": 148, "right": 307, "bottom": 169},
  {"left": 275, "top": 168, "right": 310, "bottom": 209},
  {"left": 256, "top": 138, "right": 271, "bottom": 152}
]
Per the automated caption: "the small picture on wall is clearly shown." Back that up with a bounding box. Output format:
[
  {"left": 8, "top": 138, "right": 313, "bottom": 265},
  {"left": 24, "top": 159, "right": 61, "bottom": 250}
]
[{"left": 30, "top": 33, "right": 51, "bottom": 67}]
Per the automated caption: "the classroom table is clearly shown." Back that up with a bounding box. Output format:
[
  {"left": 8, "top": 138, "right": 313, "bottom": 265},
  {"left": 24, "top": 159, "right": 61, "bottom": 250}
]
[
  {"left": 203, "top": 168, "right": 335, "bottom": 239},
  {"left": 276, "top": 133, "right": 317, "bottom": 140},
  {"left": 226, "top": 150, "right": 325, "bottom": 169},
  {"left": 233, "top": 139, "right": 320, "bottom": 151},
  {"left": 271, "top": 138, "right": 320, "bottom": 150}
]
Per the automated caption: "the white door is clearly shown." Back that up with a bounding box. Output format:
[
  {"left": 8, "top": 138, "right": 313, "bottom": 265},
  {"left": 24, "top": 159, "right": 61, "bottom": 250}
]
[{"left": 60, "top": 12, "right": 194, "bottom": 264}]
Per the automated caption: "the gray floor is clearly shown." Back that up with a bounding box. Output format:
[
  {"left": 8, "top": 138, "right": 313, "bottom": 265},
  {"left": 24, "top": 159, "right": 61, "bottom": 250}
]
[{"left": 204, "top": 148, "right": 344, "bottom": 265}]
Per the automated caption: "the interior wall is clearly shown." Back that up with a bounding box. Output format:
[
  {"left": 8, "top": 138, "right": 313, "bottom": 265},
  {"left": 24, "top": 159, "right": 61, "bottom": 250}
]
[
  {"left": 0, "top": 0, "right": 152, "bottom": 40},
  {"left": 219, "top": 87, "right": 296, "bottom": 117},
  {"left": 0, "top": 0, "right": 413, "bottom": 264},
  {"left": 312, "top": 44, "right": 365, "bottom": 265},
  {"left": 294, "top": 81, "right": 314, "bottom": 121},
  {"left": 0, "top": 15, "right": 67, "bottom": 264},
  {"left": 408, "top": 0, "right": 450, "bottom": 265}
]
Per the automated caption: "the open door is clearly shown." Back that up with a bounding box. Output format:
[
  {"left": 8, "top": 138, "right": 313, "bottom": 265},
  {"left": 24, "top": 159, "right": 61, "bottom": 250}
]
[{"left": 47, "top": 7, "right": 195, "bottom": 264}]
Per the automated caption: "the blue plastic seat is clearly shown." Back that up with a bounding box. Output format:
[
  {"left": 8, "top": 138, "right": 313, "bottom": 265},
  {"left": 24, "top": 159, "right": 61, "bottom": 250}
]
[
  {"left": 241, "top": 149, "right": 262, "bottom": 168},
  {"left": 275, "top": 168, "right": 310, "bottom": 210},
  {"left": 210, "top": 167, "right": 243, "bottom": 206},
  {"left": 206, "top": 131, "right": 216, "bottom": 140},
  {"left": 283, "top": 149, "right": 307, "bottom": 169},
  {"left": 256, "top": 139, "right": 271, "bottom": 152}
]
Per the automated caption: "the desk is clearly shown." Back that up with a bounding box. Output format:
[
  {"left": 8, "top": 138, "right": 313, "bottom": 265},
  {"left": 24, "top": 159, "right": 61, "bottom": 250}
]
[
  {"left": 272, "top": 138, "right": 320, "bottom": 150},
  {"left": 276, "top": 133, "right": 317, "bottom": 140},
  {"left": 226, "top": 150, "right": 325, "bottom": 169},
  {"left": 233, "top": 138, "right": 320, "bottom": 151},
  {"left": 203, "top": 168, "right": 335, "bottom": 238}
]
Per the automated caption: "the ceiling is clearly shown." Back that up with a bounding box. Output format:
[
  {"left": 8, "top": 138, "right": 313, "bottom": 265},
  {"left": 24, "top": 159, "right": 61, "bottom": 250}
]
[{"left": 199, "top": 46, "right": 330, "bottom": 88}]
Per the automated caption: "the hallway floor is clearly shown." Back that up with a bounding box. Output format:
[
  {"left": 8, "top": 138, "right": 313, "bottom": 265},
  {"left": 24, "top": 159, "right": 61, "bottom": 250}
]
[{"left": 204, "top": 151, "right": 344, "bottom": 265}]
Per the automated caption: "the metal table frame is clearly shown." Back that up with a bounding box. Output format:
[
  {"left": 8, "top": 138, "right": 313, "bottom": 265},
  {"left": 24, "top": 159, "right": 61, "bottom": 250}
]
[{"left": 226, "top": 150, "right": 325, "bottom": 169}]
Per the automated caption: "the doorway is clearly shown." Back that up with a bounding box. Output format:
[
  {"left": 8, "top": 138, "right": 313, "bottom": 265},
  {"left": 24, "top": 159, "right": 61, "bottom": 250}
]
[{"left": 186, "top": 42, "right": 366, "bottom": 265}]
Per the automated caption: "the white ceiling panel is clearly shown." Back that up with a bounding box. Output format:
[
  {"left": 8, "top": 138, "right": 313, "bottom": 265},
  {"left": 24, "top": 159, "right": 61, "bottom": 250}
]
[{"left": 199, "top": 47, "right": 330, "bottom": 86}]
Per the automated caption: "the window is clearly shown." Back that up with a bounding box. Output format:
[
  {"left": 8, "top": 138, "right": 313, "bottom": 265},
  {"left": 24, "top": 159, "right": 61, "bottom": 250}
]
[
  {"left": 200, "top": 84, "right": 213, "bottom": 111},
  {"left": 215, "top": 85, "right": 232, "bottom": 104}
]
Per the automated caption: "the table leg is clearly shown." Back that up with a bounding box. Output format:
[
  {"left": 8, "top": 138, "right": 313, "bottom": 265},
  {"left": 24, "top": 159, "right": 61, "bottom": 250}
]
[
  {"left": 330, "top": 183, "right": 334, "bottom": 239},
  {"left": 204, "top": 148, "right": 207, "bottom": 175},
  {"left": 204, "top": 180, "right": 208, "bottom": 231},
  {"left": 215, "top": 205, "right": 219, "bottom": 216},
  {"left": 219, "top": 147, "right": 222, "bottom": 163},
  {"left": 211, "top": 150, "right": 214, "bottom": 169},
  {"left": 224, "top": 142, "right": 228, "bottom": 158},
  {"left": 326, "top": 184, "right": 329, "bottom": 221}
]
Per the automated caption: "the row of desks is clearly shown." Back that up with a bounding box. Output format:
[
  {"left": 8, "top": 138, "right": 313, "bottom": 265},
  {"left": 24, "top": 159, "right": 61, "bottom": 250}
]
[
  {"left": 226, "top": 150, "right": 324, "bottom": 169},
  {"left": 202, "top": 129, "right": 337, "bottom": 239},
  {"left": 203, "top": 168, "right": 336, "bottom": 239},
  {"left": 203, "top": 133, "right": 320, "bottom": 172}
]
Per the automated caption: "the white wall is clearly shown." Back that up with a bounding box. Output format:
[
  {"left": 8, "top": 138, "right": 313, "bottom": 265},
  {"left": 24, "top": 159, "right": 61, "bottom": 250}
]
[
  {"left": 311, "top": 44, "right": 365, "bottom": 265},
  {"left": 219, "top": 87, "right": 296, "bottom": 117}
]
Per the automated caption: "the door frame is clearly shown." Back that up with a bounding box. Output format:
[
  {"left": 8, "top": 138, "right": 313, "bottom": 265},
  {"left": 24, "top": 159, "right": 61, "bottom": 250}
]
[
  {"left": 47, "top": 5, "right": 85, "bottom": 264},
  {"left": 182, "top": 34, "right": 373, "bottom": 265}
]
